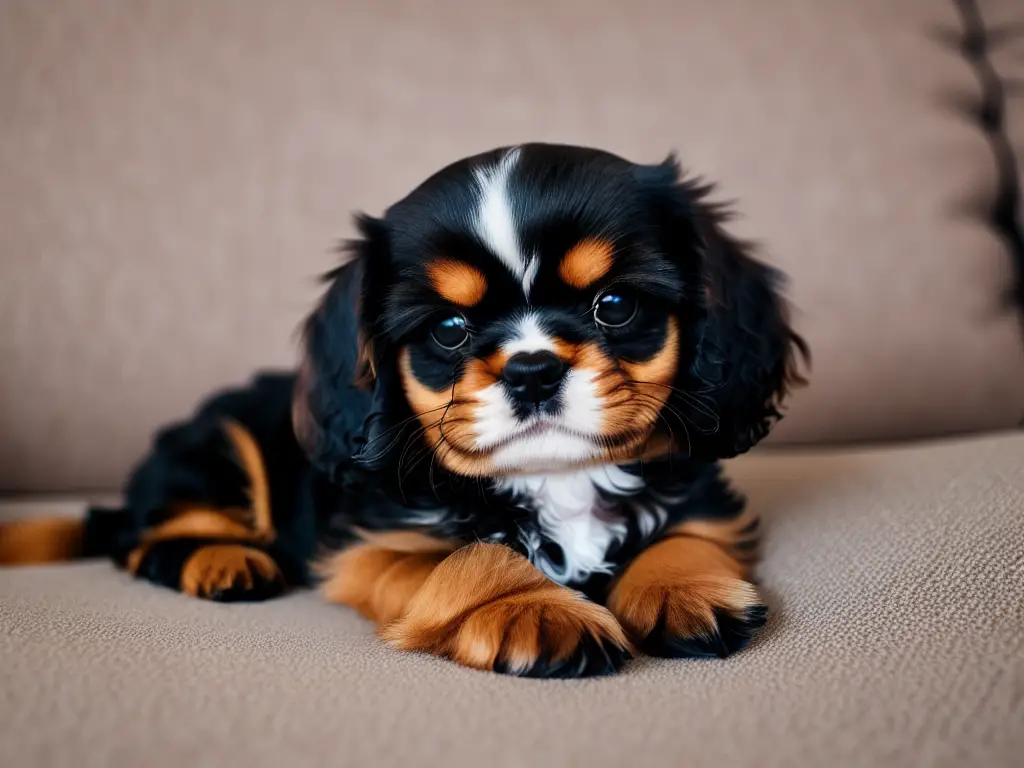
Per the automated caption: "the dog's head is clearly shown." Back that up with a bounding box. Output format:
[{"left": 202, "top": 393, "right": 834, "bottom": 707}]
[{"left": 294, "top": 144, "right": 806, "bottom": 481}]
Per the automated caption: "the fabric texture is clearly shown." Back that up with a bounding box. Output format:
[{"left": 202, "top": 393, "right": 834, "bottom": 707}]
[
  {"left": 2, "top": 432, "right": 1022, "bottom": 768},
  {"left": 2, "top": 0, "right": 1024, "bottom": 491}
]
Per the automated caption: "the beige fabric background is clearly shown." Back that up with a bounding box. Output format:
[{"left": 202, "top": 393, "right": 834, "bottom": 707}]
[
  {"left": 1, "top": 0, "right": 1023, "bottom": 491},
  {"left": 980, "top": 0, "right": 1024, "bottom": 309},
  {"left": 3, "top": 432, "right": 1023, "bottom": 767},
  {"left": 982, "top": 1, "right": 1024, "bottom": 155}
]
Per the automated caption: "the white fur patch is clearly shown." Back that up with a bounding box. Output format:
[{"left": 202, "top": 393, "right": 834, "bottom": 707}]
[
  {"left": 473, "top": 149, "right": 526, "bottom": 278},
  {"left": 501, "top": 314, "right": 557, "bottom": 357},
  {"left": 473, "top": 148, "right": 540, "bottom": 298},
  {"left": 521, "top": 255, "right": 540, "bottom": 299},
  {"left": 472, "top": 382, "right": 519, "bottom": 451},
  {"left": 498, "top": 465, "right": 644, "bottom": 583},
  {"left": 559, "top": 369, "right": 603, "bottom": 435},
  {"left": 490, "top": 431, "right": 601, "bottom": 472}
]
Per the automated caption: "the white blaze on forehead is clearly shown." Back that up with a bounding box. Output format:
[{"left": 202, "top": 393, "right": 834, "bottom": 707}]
[
  {"left": 501, "top": 314, "right": 557, "bottom": 357},
  {"left": 472, "top": 148, "right": 539, "bottom": 297}
]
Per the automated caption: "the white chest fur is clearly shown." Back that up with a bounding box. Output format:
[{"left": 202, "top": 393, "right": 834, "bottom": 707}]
[{"left": 496, "top": 465, "right": 645, "bottom": 584}]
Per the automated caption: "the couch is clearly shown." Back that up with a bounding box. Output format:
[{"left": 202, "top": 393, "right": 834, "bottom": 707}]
[{"left": 2, "top": 2, "right": 1022, "bottom": 766}]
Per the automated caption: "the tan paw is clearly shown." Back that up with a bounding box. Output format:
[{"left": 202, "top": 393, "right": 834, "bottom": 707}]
[
  {"left": 180, "top": 544, "right": 284, "bottom": 601},
  {"left": 381, "top": 543, "right": 632, "bottom": 677},
  {"left": 608, "top": 536, "right": 767, "bottom": 658}
]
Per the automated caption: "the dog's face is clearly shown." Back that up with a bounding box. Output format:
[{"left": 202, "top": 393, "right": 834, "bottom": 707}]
[{"left": 295, "top": 144, "right": 805, "bottom": 481}]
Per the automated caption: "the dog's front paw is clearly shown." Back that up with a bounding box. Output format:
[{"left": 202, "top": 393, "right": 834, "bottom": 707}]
[
  {"left": 379, "top": 543, "right": 632, "bottom": 678},
  {"left": 607, "top": 537, "right": 767, "bottom": 659},
  {"left": 609, "top": 578, "right": 766, "bottom": 658}
]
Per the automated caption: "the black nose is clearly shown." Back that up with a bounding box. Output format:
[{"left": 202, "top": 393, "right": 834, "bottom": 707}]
[{"left": 502, "top": 351, "right": 566, "bottom": 407}]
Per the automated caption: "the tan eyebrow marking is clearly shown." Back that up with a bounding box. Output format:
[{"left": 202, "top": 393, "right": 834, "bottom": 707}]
[
  {"left": 426, "top": 259, "right": 488, "bottom": 307},
  {"left": 558, "top": 238, "right": 615, "bottom": 289}
]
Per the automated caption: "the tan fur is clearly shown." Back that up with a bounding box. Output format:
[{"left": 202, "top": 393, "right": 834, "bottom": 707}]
[
  {"left": 351, "top": 529, "right": 461, "bottom": 554},
  {"left": 126, "top": 502, "right": 275, "bottom": 576},
  {"left": 354, "top": 333, "right": 376, "bottom": 389},
  {"left": 380, "top": 543, "right": 631, "bottom": 673},
  {"left": 607, "top": 533, "right": 761, "bottom": 643},
  {"left": 558, "top": 238, "right": 615, "bottom": 289},
  {"left": 180, "top": 544, "right": 283, "bottom": 598},
  {"left": 139, "top": 508, "right": 264, "bottom": 545},
  {"left": 398, "top": 349, "right": 499, "bottom": 476},
  {"left": 0, "top": 518, "right": 85, "bottom": 565},
  {"left": 317, "top": 532, "right": 458, "bottom": 623},
  {"left": 621, "top": 316, "right": 680, "bottom": 392},
  {"left": 125, "top": 545, "right": 148, "bottom": 575},
  {"left": 670, "top": 508, "right": 761, "bottom": 563},
  {"left": 426, "top": 258, "right": 488, "bottom": 307},
  {"left": 221, "top": 419, "right": 275, "bottom": 536}
]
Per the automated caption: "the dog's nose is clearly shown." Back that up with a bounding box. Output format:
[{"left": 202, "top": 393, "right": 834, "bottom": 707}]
[{"left": 502, "top": 351, "right": 566, "bottom": 407}]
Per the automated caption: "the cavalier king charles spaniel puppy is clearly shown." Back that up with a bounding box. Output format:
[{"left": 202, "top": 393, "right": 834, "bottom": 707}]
[{"left": 0, "top": 144, "right": 806, "bottom": 678}]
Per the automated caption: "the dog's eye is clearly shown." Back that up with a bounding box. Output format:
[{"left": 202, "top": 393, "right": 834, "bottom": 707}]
[
  {"left": 431, "top": 315, "right": 469, "bottom": 350},
  {"left": 594, "top": 293, "right": 637, "bottom": 328}
]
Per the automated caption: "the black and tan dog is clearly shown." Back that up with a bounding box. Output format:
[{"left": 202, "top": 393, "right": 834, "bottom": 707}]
[{"left": 0, "top": 144, "right": 806, "bottom": 677}]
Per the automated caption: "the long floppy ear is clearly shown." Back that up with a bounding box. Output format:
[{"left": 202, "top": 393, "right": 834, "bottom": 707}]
[
  {"left": 293, "top": 215, "right": 398, "bottom": 480},
  {"left": 637, "top": 157, "right": 809, "bottom": 459}
]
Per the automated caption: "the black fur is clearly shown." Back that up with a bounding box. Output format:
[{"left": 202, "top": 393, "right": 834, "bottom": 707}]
[
  {"left": 85, "top": 144, "right": 805, "bottom": 677},
  {"left": 640, "top": 605, "right": 769, "bottom": 659},
  {"left": 496, "top": 633, "right": 632, "bottom": 679}
]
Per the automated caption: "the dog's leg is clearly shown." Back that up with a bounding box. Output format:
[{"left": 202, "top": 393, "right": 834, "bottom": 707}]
[
  {"left": 123, "top": 501, "right": 286, "bottom": 601},
  {"left": 129, "top": 536, "right": 285, "bottom": 602},
  {"left": 122, "top": 419, "right": 288, "bottom": 602},
  {"left": 373, "top": 542, "right": 631, "bottom": 678},
  {"left": 317, "top": 532, "right": 458, "bottom": 625},
  {"left": 606, "top": 507, "right": 766, "bottom": 658}
]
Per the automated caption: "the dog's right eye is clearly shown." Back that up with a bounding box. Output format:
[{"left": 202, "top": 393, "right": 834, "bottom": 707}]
[
  {"left": 594, "top": 292, "right": 638, "bottom": 328},
  {"left": 430, "top": 315, "right": 469, "bottom": 350}
]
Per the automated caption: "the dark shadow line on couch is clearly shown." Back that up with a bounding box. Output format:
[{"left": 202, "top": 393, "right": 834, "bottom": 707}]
[{"left": 944, "top": 2, "right": 1024, "bottom": 367}]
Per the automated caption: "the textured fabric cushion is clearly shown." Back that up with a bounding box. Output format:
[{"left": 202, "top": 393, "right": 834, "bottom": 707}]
[
  {"left": 1, "top": 0, "right": 1023, "bottom": 490},
  {"left": 2, "top": 433, "right": 1023, "bottom": 767}
]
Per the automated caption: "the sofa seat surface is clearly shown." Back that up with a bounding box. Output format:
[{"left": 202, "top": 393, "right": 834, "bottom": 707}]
[{"left": 2, "top": 432, "right": 1023, "bottom": 768}]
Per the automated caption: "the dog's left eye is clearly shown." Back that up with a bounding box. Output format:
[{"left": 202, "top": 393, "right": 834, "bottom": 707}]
[
  {"left": 594, "top": 292, "right": 637, "bottom": 328},
  {"left": 431, "top": 315, "right": 469, "bottom": 350}
]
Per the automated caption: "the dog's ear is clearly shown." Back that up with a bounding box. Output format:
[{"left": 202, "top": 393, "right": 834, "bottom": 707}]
[
  {"left": 636, "top": 156, "right": 808, "bottom": 459},
  {"left": 293, "top": 215, "right": 400, "bottom": 479}
]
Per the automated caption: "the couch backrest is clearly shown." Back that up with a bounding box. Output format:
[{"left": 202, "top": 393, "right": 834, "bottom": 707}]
[{"left": 1, "top": 0, "right": 1022, "bottom": 491}]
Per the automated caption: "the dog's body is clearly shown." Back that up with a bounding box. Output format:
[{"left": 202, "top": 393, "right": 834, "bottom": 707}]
[
  {"left": 84, "top": 372, "right": 747, "bottom": 602},
  {"left": 0, "top": 144, "right": 805, "bottom": 677}
]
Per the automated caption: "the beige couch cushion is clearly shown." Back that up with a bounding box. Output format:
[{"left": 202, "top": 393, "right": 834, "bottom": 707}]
[
  {"left": 979, "top": 0, "right": 1024, "bottom": 319},
  {"left": 2, "top": 432, "right": 1023, "bottom": 767},
  {"left": 1, "top": 0, "right": 1023, "bottom": 490}
]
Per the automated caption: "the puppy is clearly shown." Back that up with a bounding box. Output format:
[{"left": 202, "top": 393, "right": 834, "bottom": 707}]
[{"left": 0, "top": 144, "right": 806, "bottom": 677}]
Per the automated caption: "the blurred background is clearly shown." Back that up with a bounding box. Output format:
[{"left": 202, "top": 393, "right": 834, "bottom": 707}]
[{"left": 1, "top": 0, "right": 1022, "bottom": 492}]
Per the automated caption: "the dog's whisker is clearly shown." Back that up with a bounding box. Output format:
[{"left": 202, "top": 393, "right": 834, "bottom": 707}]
[
  {"left": 628, "top": 379, "right": 721, "bottom": 431},
  {"left": 631, "top": 394, "right": 693, "bottom": 455},
  {"left": 358, "top": 409, "right": 451, "bottom": 465},
  {"left": 395, "top": 419, "right": 444, "bottom": 493},
  {"left": 361, "top": 404, "right": 453, "bottom": 447}
]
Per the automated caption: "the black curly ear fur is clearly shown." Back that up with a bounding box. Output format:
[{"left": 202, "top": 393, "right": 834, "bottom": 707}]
[
  {"left": 637, "top": 156, "right": 809, "bottom": 459},
  {"left": 293, "top": 215, "right": 396, "bottom": 480}
]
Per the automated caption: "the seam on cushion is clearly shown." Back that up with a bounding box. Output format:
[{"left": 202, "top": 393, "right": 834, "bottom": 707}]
[{"left": 949, "top": 1, "right": 1024, "bottom": 351}]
